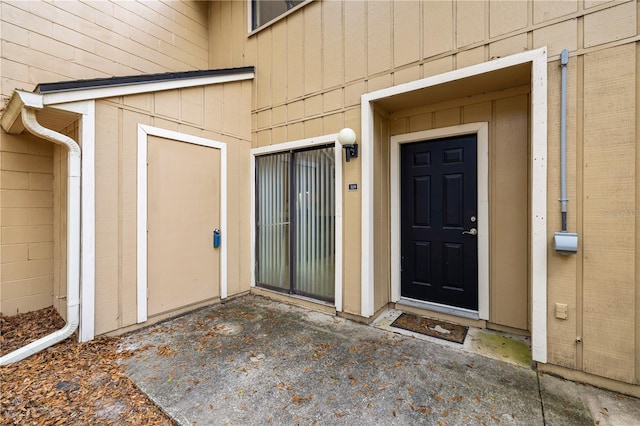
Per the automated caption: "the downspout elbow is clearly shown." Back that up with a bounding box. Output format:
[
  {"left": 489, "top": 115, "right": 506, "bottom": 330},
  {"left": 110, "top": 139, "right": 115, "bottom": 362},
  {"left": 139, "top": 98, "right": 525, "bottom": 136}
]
[{"left": 0, "top": 107, "right": 81, "bottom": 365}]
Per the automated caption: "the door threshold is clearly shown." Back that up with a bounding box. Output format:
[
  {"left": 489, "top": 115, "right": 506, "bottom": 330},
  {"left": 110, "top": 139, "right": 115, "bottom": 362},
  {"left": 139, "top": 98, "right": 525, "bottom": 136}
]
[
  {"left": 397, "top": 297, "right": 479, "bottom": 320},
  {"left": 251, "top": 287, "right": 336, "bottom": 315}
]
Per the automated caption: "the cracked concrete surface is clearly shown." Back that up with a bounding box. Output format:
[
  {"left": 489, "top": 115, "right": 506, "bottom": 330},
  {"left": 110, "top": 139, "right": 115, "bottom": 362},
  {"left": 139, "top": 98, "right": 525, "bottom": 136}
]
[{"left": 120, "top": 295, "right": 640, "bottom": 425}]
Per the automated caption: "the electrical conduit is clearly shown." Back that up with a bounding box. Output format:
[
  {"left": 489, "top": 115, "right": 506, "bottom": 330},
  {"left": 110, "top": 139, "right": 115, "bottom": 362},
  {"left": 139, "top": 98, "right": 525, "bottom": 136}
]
[
  {"left": 0, "top": 107, "right": 81, "bottom": 365},
  {"left": 560, "top": 48, "right": 569, "bottom": 231}
]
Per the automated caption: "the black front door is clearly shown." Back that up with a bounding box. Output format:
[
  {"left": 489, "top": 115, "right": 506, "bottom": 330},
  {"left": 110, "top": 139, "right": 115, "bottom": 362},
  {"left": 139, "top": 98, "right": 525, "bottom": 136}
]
[{"left": 400, "top": 134, "right": 478, "bottom": 310}]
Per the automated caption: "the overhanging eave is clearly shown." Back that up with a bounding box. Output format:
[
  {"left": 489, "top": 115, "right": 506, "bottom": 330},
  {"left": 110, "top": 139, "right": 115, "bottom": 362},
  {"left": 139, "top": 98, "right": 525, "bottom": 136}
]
[{"left": 1, "top": 90, "right": 43, "bottom": 134}]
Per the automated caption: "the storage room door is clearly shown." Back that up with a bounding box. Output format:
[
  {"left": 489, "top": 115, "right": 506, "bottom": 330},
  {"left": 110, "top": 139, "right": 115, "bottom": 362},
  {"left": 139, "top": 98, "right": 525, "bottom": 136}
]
[{"left": 146, "top": 135, "right": 221, "bottom": 316}]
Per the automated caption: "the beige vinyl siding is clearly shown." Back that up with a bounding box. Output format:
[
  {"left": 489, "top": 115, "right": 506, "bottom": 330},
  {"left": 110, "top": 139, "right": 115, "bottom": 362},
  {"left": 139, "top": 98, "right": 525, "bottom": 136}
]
[
  {"left": 373, "top": 111, "right": 391, "bottom": 313},
  {"left": 92, "top": 81, "right": 251, "bottom": 335},
  {"left": 0, "top": 133, "right": 54, "bottom": 314},
  {"left": 0, "top": 0, "right": 209, "bottom": 100},
  {"left": 581, "top": 44, "right": 636, "bottom": 383},
  {"left": 209, "top": 0, "right": 640, "bottom": 385},
  {"left": 0, "top": 0, "right": 210, "bottom": 316},
  {"left": 387, "top": 90, "right": 530, "bottom": 331}
]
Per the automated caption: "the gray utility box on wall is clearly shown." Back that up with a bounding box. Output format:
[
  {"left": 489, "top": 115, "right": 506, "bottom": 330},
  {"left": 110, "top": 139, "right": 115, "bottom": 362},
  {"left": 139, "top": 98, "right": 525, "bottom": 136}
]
[{"left": 554, "top": 232, "right": 578, "bottom": 255}]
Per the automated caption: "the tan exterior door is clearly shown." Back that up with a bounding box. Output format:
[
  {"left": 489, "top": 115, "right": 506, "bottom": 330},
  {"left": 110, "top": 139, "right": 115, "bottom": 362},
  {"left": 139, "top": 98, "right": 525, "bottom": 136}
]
[{"left": 146, "top": 135, "right": 221, "bottom": 316}]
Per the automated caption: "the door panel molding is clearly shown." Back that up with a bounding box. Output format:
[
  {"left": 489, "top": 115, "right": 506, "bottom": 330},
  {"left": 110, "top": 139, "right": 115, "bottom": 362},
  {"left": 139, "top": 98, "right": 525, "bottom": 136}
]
[
  {"left": 137, "top": 124, "right": 227, "bottom": 323},
  {"left": 391, "top": 123, "right": 489, "bottom": 320}
]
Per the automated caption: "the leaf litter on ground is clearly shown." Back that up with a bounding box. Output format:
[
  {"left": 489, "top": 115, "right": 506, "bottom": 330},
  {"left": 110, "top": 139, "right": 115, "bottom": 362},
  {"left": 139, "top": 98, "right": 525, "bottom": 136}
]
[{"left": 0, "top": 307, "right": 172, "bottom": 425}]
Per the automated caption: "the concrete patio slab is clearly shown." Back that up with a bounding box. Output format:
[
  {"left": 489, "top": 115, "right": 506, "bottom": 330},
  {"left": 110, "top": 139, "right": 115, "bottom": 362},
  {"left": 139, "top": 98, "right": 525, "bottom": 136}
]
[{"left": 119, "top": 295, "right": 639, "bottom": 425}]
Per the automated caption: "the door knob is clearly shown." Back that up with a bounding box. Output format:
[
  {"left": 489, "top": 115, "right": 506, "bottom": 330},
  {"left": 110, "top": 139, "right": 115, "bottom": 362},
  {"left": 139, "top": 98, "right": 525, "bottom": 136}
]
[{"left": 462, "top": 228, "right": 478, "bottom": 236}]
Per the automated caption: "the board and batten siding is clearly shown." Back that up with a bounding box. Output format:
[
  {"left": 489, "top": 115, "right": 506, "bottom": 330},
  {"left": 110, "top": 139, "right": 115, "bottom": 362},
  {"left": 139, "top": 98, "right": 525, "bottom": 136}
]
[
  {"left": 0, "top": 0, "right": 210, "bottom": 316},
  {"left": 209, "top": 0, "right": 640, "bottom": 386},
  {"left": 91, "top": 82, "right": 251, "bottom": 336}
]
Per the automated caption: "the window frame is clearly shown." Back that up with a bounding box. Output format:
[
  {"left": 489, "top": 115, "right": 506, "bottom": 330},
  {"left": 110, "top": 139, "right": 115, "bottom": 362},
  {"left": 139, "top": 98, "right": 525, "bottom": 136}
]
[
  {"left": 247, "top": 0, "right": 312, "bottom": 35},
  {"left": 255, "top": 145, "right": 336, "bottom": 302},
  {"left": 250, "top": 134, "right": 344, "bottom": 311}
]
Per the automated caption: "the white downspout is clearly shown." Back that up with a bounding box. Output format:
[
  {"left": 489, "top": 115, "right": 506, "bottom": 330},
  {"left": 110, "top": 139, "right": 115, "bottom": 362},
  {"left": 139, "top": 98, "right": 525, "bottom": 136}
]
[{"left": 0, "top": 107, "right": 81, "bottom": 365}]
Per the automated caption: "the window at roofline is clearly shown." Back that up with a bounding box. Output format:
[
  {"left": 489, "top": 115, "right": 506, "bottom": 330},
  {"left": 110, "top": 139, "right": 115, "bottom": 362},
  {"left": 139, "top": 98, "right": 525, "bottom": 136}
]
[{"left": 251, "top": 0, "right": 308, "bottom": 31}]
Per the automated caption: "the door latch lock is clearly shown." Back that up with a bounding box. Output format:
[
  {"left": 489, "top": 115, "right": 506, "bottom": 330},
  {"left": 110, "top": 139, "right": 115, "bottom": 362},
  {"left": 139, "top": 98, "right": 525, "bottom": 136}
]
[
  {"left": 462, "top": 228, "right": 478, "bottom": 236},
  {"left": 213, "top": 229, "right": 221, "bottom": 248}
]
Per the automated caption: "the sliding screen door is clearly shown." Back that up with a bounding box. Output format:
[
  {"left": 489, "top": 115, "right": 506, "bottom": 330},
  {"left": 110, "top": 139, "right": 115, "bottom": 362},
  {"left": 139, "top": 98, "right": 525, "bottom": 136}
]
[{"left": 256, "top": 146, "right": 335, "bottom": 301}]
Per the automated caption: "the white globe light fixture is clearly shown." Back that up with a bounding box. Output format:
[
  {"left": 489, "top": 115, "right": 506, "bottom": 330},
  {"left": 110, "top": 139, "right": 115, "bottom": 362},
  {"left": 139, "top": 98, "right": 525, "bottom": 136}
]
[{"left": 338, "top": 128, "right": 358, "bottom": 162}]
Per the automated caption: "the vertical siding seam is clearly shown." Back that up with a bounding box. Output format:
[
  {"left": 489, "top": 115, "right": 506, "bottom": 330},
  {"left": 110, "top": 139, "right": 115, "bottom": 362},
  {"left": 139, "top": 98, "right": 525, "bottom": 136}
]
[
  {"left": 117, "top": 106, "right": 124, "bottom": 329},
  {"left": 390, "top": 0, "right": 394, "bottom": 74},
  {"left": 364, "top": 1, "right": 368, "bottom": 90},
  {"left": 489, "top": 98, "right": 496, "bottom": 322},
  {"left": 341, "top": 0, "right": 346, "bottom": 104},
  {"left": 418, "top": 1, "right": 424, "bottom": 67},
  {"left": 635, "top": 31, "right": 640, "bottom": 385},
  {"left": 575, "top": 10, "right": 585, "bottom": 374},
  {"left": 452, "top": 1, "right": 458, "bottom": 69},
  {"left": 320, "top": 0, "right": 325, "bottom": 119},
  {"left": 484, "top": 0, "right": 490, "bottom": 44}
]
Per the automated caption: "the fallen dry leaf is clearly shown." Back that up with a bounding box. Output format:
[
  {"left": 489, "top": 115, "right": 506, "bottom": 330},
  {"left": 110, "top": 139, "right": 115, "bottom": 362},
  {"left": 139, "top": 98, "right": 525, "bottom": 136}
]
[{"left": 0, "top": 307, "right": 171, "bottom": 425}]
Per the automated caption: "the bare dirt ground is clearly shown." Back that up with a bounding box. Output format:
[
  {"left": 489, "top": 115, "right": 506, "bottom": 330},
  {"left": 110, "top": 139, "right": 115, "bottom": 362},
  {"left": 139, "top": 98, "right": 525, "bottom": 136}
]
[{"left": 0, "top": 307, "right": 172, "bottom": 425}]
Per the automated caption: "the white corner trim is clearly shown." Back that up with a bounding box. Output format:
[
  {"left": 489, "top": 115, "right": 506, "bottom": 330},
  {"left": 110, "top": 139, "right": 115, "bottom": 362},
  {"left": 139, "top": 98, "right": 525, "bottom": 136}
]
[
  {"left": 136, "top": 125, "right": 228, "bottom": 323},
  {"left": 249, "top": 133, "right": 343, "bottom": 311},
  {"left": 531, "top": 50, "right": 548, "bottom": 364},
  {"left": 390, "top": 123, "right": 489, "bottom": 320},
  {"left": 49, "top": 101, "right": 96, "bottom": 343},
  {"left": 249, "top": 152, "right": 257, "bottom": 289},
  {"left": 360, "top": 101, "right": 375, "bottom": 318},
  {"left": 42, "top": 72, "right": 254, "bottom": 105},
  {"left": 333, "top": 141, "right": 344, "bottom": 313},
  {"left": 361, "top": 47, "right": 547, "bottom": 359}
]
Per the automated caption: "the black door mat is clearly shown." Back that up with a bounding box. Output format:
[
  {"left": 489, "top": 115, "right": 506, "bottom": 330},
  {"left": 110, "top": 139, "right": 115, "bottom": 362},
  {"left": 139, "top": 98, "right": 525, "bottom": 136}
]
[{"left": 391, "top": 313, "right": 468, "bottom": 344}]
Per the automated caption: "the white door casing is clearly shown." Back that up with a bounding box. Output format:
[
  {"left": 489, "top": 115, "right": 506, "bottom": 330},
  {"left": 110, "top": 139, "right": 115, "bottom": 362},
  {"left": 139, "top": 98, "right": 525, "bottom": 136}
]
[
  {"left": 137, "top": 125, "right": 227, "bottom": 323},
  {"left": 390, "top": 123, "right": 489, "bottom": 321}
]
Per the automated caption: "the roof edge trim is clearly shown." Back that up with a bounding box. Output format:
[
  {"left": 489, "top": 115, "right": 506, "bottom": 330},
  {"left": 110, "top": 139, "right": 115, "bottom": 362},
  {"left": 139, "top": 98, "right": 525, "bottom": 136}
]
[
  {"left": 41, "top": 69, "right": 255, "bottom": 106},
  {"left": 37, "top": 67, "right": 254, "bottom": 93}
]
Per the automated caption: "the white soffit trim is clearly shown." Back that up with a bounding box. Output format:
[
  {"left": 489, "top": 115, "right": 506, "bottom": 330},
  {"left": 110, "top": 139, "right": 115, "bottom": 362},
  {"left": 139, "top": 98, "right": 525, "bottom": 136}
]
[
  {"left": 41, "top": 72, "right": 254, "bottom": 105},
  {"left": 361, "top": 47, "right": 547, "bottom": 362},
  {"left": 390, "top": 123, "right": 489, "bottom": 321},
  {"left": 137, "top": 124, "right": 228, "bottom": 323},
  {"left": 50, "top": 101, "right": 97, "bottom": 343},
  {"left": 249, "top": 133, "right": 344, "bottom": 312}
]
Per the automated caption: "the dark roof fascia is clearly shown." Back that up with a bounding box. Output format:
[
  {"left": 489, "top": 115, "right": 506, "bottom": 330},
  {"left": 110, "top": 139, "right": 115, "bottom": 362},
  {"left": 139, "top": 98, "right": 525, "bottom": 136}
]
[{"left": 35, "top": 67, "right": 255, "bottom": 94}]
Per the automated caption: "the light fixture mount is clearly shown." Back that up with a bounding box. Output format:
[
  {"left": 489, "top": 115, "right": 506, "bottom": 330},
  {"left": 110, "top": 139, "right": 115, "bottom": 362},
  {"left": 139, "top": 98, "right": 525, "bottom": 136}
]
[{"left": 338, "top": 128, "right": 358, "bottom": 162}]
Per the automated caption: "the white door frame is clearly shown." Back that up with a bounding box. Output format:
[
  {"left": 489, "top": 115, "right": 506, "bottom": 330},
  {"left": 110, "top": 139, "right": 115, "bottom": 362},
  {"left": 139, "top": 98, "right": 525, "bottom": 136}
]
[
  {"left": 361, "top": 47, "right": 547, "bottom": 362},
  {"left": 391, "top": 123, "right": 489, "bottom": 320},
  {"left": 250, "top": 134, "right": 344, "bottom": 312},
  {"left": 136, "top": 124, "right": 227, "bottom": 323}
]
